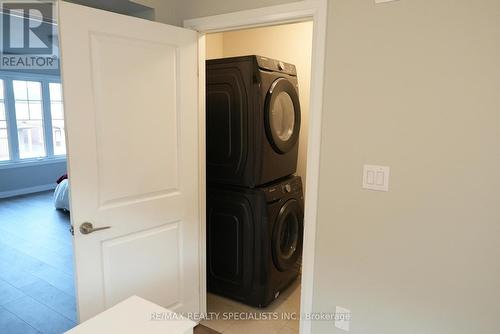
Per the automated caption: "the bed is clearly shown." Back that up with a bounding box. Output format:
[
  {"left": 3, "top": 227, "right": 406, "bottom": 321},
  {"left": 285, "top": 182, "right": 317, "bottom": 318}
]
[{"left": 54, "top": 177, "right": 70, "bottom": 211}]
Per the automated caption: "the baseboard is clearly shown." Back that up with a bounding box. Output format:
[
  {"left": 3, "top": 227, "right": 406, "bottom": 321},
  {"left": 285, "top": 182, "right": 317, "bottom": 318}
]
[{"left": 0, "top": 183, "right": 56, "bottom": 199}]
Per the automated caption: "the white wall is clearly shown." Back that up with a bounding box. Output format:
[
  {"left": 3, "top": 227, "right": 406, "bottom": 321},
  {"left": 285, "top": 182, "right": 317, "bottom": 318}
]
[
  {"left": 205, "top": 22, "right": 313, "bottom": 184},
  {"left": 137, "top": 0, "right": 500, "bottom": 333}
]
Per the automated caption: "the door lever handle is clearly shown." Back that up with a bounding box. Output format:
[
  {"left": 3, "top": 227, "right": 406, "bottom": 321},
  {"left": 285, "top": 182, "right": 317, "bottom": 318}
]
[{"left": 79, "top": 222, "right": 111, "bottom": 235}]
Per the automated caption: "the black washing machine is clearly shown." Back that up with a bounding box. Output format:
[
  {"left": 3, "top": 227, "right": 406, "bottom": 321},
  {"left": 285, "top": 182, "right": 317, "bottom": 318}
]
[
  {"left": 206, "top": 55, "right": 301, "bottom": 187},
  {"left": 207, "top": 175, "right": 304, "bottom": 307}
]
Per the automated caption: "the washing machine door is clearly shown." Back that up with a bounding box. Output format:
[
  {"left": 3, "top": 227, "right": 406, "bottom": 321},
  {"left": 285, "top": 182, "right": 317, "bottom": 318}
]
[
  {"left": 272, "top": 199, "right": 304, "bottom": 272},
  {"left": 264, "top": 78, "right": 301, "bottom": 154}
]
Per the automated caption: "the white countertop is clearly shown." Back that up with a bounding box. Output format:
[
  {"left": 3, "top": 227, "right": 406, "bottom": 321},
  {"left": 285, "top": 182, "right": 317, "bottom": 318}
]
[{"left": 66, "top": 296, "right": 196, "bottom": 334}]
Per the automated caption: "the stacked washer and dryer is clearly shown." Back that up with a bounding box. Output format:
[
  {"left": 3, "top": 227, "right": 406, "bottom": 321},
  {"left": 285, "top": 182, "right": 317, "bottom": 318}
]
[{"left": 206, "top": 55, "right": 304, "bottom": 307}]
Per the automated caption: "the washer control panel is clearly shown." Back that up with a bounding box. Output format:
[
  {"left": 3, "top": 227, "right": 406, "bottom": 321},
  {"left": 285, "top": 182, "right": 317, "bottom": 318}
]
[{"left": 263, "top": 177, "right": 302, "bottom": 203}]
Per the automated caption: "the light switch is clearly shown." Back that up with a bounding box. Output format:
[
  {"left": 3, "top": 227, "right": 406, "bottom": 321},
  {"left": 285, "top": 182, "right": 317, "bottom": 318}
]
[
  {"left": 335, "top": 306, "right": 351, "bottom": 331},
  {"left": 367, "top": 170, "right": 375, "bottom": 184},
  {"left": 363, "top": 165, "right": 390, "bottom": 191}
]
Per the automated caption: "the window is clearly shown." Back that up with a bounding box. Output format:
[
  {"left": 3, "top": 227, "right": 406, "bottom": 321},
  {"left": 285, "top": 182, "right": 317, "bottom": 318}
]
[
  {"left": 0, "top": 76, "right": 65, "bottom": 164},
  {"left": 49, "top": 83, "right": 66, "bottom": 155},
  {"left": 13, "top": 80, "right": 46, "bottom": 159},
  {"left": 0, "top": 80, "right": 8, "bottom": 161}
]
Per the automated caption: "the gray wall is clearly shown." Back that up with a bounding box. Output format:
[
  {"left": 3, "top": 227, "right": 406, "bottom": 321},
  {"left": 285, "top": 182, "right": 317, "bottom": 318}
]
[
  {"left": 130, "top": 0, "right": 299, "bottom": 25},
  {"left": 68, "top": 0, "right": 155, "bottom": 20},
  {"left": 0, "top": 160, "right": 66, "bottom": 197},
  {"left": 314, "top": 1, "right": 500, "bottom": 333},
  {"left": 112, "top": 0, "right": 500, "bottom": 333}
]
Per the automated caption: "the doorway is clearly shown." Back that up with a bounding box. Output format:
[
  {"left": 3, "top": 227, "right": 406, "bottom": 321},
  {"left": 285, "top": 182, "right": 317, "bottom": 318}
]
[
  {"left": 187, "top": 2, "right": 328, "bottom": 333},
  {"left": 201, "top": 21, "right": 313, "bottom": 334}
]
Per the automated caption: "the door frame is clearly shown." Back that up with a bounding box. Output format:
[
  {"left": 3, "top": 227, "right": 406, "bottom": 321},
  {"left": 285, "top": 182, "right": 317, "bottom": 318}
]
[{"left": 184, "top": 1, "right": 327, "bottom": 333}]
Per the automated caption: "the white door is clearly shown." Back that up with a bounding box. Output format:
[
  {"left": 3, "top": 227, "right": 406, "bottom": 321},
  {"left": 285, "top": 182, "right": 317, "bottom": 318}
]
[{"left": 58, "top": 2, "right": 200, "bottom": 322}]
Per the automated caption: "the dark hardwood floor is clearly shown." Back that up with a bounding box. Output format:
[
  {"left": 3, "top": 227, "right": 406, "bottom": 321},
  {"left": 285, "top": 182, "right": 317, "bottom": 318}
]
[
  {"left": 0, "top": 191, "right": 223, "bottom": 334},
  {"left": 0, "top": 191, "right": 76, "bottom": 334}
]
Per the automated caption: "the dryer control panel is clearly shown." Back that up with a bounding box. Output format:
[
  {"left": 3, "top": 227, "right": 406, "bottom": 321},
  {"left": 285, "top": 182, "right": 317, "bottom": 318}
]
[{"left": 256, "top": 56, "right": 297, "bottom": 76}]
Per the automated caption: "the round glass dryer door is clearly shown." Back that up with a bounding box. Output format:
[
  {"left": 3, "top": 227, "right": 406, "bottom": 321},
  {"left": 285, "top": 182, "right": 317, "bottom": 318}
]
[
  {"left": 272, "top": 199, "right": 304, "bottom": 272},
  {"left": 264, "top": 78, "right": 301, "bottom": 154}
]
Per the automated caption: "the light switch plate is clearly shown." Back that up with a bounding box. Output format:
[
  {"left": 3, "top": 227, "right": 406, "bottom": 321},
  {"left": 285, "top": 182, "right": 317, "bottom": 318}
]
[
  {"left": 363, "top": 165, "right": 390, "bottom": 191},
  {"left": 335, "top": 306, "right": 351, "bottom": 331}
]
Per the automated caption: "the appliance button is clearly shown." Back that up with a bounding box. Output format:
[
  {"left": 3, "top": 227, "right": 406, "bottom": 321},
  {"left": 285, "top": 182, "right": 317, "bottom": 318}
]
[
  {"left": 283, "top": 184, "right": 292, "bottom": 193},
  {"left": 278, "top": 61, "right": 285, "bottom": 71}
]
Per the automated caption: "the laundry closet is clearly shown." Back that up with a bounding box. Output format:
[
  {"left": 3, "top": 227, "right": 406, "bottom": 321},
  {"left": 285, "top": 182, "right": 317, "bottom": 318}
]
[{"left": 203, "top": 21, "right": 313, "bottom": 334}]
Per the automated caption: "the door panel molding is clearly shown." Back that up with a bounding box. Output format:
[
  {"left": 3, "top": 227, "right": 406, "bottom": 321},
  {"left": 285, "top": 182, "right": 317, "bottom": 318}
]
[{"left": 101, "top": 221, "right": 182, "bottom": 309}]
